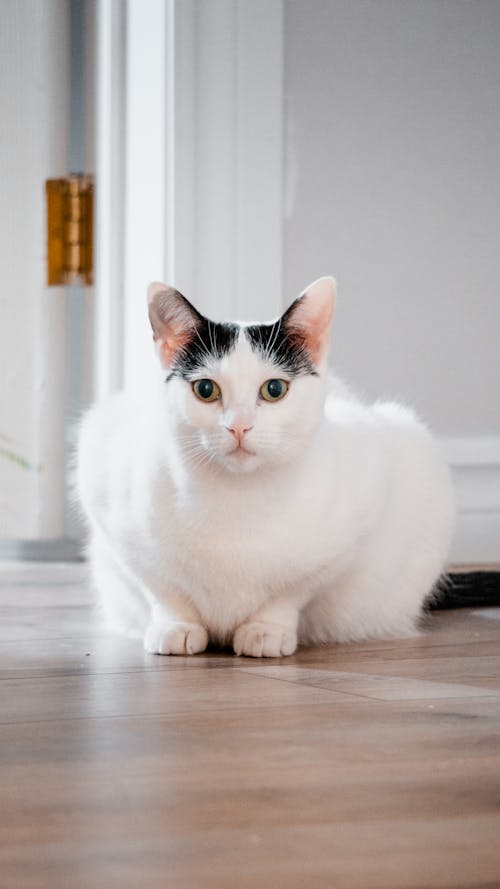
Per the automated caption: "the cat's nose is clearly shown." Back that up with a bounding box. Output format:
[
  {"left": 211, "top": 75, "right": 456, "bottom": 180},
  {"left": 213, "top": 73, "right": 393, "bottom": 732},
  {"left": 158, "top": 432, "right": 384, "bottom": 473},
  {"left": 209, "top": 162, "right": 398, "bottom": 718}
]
[{"left": 226, "top": 423, "right": 254, "bottom": 442}]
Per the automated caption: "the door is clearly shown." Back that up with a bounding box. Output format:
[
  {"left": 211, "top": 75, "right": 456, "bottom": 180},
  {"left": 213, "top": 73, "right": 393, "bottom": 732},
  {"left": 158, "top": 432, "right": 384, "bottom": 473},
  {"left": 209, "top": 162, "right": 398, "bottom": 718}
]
[{"left": 0, "top": 0, "right": 94, "bottom": 558}]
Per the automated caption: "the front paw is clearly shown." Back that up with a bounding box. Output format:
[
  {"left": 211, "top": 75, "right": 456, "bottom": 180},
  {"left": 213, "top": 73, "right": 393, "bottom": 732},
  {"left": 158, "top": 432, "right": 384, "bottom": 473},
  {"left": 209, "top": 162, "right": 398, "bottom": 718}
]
[
  {"left": 144, "top": 620, "right": 208, "bottom": 655},
  {"left": 233, "top": 621, "right": 297, "bottom": 658}
]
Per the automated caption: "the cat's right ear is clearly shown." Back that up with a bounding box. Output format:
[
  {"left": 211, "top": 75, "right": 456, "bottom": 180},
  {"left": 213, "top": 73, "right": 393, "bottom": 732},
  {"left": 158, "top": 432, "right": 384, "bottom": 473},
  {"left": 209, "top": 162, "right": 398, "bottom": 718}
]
[{"left": 147, "top": 283, "right": 201, "bottom": 367}]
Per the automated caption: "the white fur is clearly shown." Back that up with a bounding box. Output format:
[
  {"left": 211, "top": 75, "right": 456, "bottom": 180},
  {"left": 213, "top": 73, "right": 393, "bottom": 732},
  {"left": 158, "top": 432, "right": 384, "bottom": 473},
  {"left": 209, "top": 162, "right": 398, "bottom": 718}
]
[{"left": 78, "top": 319, "right": 454, "bottom": 658}]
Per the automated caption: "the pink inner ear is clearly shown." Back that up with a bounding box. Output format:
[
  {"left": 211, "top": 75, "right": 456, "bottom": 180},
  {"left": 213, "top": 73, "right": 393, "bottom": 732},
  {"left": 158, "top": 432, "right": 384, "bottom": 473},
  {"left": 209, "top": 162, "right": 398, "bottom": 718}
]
[
  {"left": 157, "top": 329, "right": 192, "bottom": 367},
  {"left": 147, "top": 283, "right": 198, "bottom": 369},
  {"left": 292, "top": 277, "right": 336, "bottom": 363}
]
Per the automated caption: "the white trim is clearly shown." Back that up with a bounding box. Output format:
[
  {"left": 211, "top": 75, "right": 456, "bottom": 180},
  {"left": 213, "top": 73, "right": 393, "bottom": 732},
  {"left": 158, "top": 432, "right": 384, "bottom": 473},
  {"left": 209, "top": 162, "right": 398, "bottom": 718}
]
[
  {"left": 96, "top": 0, "right": 176, "bottom": 397},
  {"left": 0, "top": 539, "right": 82, "bottom": 563},
  {"left": 440, "top": 436, "right": 500, "bottom": 467},
  {"left": 123, "top": 0, "right": 168, "bottom": 392},
  {"left": 450, "top": 513, "right": 500, "bottom": 565},
  {"left": 95, "top": 0, "right": 126, "bottom": 401},
  {"left": 442, "top": 436, "right": 500, "bottom": 563}
]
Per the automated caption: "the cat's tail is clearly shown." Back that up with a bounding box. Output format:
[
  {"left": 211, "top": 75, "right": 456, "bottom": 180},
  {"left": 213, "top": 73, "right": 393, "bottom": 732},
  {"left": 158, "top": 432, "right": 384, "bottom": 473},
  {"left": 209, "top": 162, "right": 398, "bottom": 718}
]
[{"left": 428, "top": 571, "right": 500, "bottom": 610}]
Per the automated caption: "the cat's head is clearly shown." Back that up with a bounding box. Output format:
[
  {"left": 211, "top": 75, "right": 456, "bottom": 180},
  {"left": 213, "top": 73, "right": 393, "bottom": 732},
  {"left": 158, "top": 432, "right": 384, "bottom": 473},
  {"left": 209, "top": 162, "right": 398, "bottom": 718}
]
[{"left": 148, "top": 278, "right": 335, "bottom": 474}]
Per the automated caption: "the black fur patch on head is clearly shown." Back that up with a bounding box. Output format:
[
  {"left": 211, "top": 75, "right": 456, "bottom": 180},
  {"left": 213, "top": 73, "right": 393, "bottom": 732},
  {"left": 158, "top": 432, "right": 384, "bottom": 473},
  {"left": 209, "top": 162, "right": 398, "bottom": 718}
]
[
  {"left": 167, "top": 317, "right": 239, "bottom": 382},
  {"left": 244, "top": 298, "right": 317, "bottom": 377}
]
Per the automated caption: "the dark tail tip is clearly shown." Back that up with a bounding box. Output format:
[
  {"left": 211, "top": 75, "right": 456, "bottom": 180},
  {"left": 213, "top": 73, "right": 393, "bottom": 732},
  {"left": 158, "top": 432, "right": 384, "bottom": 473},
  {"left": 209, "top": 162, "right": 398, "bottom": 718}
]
[{"left": 428, "top": 571, "right": 500, "bottom": 610}]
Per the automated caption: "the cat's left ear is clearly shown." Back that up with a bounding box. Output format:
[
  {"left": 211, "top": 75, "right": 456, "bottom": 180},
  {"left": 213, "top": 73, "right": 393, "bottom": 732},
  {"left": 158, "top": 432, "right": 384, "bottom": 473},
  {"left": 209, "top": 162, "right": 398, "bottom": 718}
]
[{"left": 284, "top": 276, "right": 336, "bottom": 364}]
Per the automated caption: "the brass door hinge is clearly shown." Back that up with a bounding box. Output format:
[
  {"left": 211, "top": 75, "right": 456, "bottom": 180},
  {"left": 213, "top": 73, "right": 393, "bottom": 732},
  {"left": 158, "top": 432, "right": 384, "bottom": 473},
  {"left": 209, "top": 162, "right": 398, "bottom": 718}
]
[{"left": 46, "top": 175, "right": 94, "bottom": 286}]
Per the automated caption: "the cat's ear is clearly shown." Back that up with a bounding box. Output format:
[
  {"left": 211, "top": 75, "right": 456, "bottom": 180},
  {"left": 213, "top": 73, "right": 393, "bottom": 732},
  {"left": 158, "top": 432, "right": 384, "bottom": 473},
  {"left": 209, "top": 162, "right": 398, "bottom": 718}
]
[
  {"left": 284, "top": 276, "right": 336, "bottom": 364},
  {"left": 147, "top": 282, "right": 201, "bottom": 367}
]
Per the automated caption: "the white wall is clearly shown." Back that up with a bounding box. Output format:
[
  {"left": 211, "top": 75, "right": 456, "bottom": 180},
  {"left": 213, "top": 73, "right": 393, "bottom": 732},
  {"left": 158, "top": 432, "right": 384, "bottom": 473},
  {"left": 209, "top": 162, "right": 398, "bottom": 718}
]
[
  {"left": 284, "top": 0, "right": 500, "bottom": 438},
  {"left": 185, "top": 0, "right": 284, "bottom": 324}
]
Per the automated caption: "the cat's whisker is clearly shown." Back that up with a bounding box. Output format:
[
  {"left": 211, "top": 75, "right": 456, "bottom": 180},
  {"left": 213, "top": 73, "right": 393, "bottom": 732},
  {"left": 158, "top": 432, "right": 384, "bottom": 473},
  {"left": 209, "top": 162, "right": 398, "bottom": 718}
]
[
  {"left": 178, "top": 449, "right": 215, "bottom": 471},
  {"left": 176, "top": 443, "right": 212, "bottom": 460},
  {"left": 192, "top": 327, "right": 215, "bottom": 367},
  {"left": 261, "top": 319, "right": 275, "bottom": 362},
  {"left": 265, "top": 318, "right": 282, "bottom": 362},
  {"left": 174, "top": 436, "right": 224, "bottom": 465},
  {"left": 207, "top": 319, "right": 218, "bottom": 358}
]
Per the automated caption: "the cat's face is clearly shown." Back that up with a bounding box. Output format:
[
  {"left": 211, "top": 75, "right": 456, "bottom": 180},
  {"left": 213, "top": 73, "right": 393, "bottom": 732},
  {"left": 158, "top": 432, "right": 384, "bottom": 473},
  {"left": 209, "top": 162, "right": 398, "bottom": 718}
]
[{"left": 148, "top": 278, "right": 335, "bottom": 474}]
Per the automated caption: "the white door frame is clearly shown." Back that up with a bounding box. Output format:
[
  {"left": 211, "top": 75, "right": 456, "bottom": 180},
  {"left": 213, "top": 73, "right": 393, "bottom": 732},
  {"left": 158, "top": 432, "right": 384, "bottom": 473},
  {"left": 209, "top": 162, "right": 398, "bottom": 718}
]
[{"left": 95, "top": 0, "right": 285, "bottom": 399}]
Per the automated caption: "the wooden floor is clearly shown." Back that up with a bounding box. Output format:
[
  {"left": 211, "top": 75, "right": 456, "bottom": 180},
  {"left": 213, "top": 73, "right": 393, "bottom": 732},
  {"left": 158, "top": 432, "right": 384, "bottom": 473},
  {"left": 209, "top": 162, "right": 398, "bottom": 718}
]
[{"left": 1, "top": 563, "right": 499, "bottom": 889}]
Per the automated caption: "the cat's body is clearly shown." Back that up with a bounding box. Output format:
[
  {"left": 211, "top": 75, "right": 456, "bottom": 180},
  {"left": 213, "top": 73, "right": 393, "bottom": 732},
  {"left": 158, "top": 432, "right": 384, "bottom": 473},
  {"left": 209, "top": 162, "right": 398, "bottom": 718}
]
[{"left": 78, "top": 278, "right": 454, "bottom": 657}]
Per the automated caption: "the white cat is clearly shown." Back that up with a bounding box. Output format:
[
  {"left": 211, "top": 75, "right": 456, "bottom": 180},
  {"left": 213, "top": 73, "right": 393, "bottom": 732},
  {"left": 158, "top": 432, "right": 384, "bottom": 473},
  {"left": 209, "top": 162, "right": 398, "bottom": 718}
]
[{"left": 77, "top": 277, "right": 454, "bottom": 657}]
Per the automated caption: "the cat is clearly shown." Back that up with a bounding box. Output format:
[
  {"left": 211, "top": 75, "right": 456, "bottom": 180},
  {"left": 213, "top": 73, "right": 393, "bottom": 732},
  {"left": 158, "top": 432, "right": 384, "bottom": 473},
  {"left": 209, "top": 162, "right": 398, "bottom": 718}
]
[{"left": 77, "top": 276, "right": 454, "bottom": 657}]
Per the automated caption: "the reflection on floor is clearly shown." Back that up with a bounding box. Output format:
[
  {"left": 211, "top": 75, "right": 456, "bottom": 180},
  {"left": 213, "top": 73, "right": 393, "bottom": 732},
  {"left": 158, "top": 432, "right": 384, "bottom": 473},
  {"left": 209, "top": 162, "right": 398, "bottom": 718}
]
[{"left": 0, "top": 562, "right": 499, "bottom": 889}]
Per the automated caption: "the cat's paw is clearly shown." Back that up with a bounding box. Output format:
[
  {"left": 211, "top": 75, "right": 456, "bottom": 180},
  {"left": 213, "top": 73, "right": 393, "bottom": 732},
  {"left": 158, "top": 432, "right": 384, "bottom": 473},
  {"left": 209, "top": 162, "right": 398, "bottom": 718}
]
[
  {"left": 233, "top": 621, "right": 297, "bottom": 658},
  {"left": 144, "top": 620, "right": 208, "bottom": 656}
]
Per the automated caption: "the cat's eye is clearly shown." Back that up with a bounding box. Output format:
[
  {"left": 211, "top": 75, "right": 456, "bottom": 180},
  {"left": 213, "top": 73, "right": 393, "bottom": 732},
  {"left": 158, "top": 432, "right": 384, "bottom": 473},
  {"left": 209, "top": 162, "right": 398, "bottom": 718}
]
[
  {"left": 259, "top": 379, "right": 289, "bottom": 402},
  {"left": 192, "top": 379, "right": 221, "bottom": 402}
]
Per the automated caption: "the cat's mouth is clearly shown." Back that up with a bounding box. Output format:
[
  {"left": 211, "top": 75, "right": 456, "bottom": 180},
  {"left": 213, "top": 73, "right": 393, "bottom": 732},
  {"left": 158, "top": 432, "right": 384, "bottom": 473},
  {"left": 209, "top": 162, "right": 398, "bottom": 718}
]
[{"left": 228, "top": 443, "right": 257, "bottom": 458}]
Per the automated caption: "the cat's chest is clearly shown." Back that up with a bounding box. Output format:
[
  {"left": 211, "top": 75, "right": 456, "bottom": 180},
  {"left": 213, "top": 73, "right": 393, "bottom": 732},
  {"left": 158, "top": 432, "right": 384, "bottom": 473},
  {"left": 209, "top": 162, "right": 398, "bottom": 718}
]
[{"left": 153, "top": 480, "right": 331, "bottom": 588}]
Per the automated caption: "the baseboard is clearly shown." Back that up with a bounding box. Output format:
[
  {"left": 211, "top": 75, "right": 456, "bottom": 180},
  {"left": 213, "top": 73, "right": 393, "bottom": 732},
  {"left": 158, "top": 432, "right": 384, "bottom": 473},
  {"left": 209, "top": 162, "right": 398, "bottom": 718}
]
[
  {"left": 440, "top": 436, "right": 500, "bottom": 564},
  {"left": 0, "top": 539, "right": 83, "bottom": 562},
  {"left": 448, "top": 512, "right": 500, "bottom": 564}
]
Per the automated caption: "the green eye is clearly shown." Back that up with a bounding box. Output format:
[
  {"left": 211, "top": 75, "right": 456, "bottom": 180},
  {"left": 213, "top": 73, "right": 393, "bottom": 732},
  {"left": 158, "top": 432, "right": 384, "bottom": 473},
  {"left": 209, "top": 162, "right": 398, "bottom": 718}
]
[
  {"left": 260, "top": 379, "right": 289, "bottom": 402},
  {"left": 192, "top": 379, "right": 221, "bottom": 402}
]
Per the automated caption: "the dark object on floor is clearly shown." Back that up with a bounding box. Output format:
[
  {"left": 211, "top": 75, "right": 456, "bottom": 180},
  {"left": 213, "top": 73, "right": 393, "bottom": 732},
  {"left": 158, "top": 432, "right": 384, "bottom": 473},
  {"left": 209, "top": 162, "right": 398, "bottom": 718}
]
[{"left": 430, "top": 572, "right": 500, "bottom": 610}]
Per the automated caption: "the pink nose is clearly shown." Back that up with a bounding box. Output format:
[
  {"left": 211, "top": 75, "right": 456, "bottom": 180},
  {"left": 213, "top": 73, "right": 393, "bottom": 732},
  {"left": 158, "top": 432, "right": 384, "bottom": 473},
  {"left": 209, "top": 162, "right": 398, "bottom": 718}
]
[{"left": 226, "top": 423, "right": 253, "bottom": 442}]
